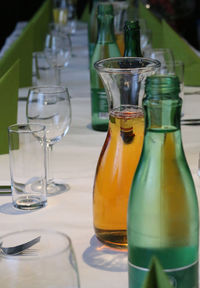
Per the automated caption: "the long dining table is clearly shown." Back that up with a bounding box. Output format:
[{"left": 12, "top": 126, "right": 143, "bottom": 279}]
[{"left": 0, "top": 23, "right": 200, "bottom": 287}]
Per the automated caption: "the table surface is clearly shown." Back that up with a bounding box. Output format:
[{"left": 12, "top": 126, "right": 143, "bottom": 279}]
[{"left": 0, "top": 25, "right": 200, "bottom": 288}]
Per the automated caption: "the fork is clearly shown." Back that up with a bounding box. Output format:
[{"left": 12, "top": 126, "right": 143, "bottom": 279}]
[{"left": 0, "top": 236, "right": 41, "bottom": 255}]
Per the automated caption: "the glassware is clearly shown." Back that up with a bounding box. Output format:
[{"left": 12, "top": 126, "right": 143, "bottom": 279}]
[
  {"left": 44, "top": 25, "right": 72, "bottom": 85},
  {"left": 8, "top": 124, "right": 47, "bottom": 210},
  {"left": 93, "top": 57, "right": 160, "bottom": 249},
  {"left": 67, "top": 0, "right": 77, "bottom": 34},
  {"left": 88, "top": 0, "right": 99, "bottom": 65},
  {"left": 90, "top": 3, "right": 121, "bottom": 132},
  {"left": 123, "top": 20, "right": 143, "bottom": 57},
  {"left": 0, "top": 229, "right": 80, "bottom": 288},
  {"left": 52, "top": 0, "right": 68, "bottom": 27},
  {"left": 128, "top": 75, "right": 199, "bottom": 287},
  {"left": 112, "top": 1, "right": 128, "bottom": 55},
  {"left": 143, "top": 48, "right": 174, "bottom": 74},
  {"left": 138, "top": 18, "right": 152, "bottom": 52},
  {"left": 26, "top": 86, "right": 71, "bottom": 195},
  {"left": 32, "top": 51, "right": 56, "bottom": 86}
]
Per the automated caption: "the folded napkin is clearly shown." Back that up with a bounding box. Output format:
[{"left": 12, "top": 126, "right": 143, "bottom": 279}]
[
  {"left": 0, "top": 60, "right": 19, "bottom": 154},
  {"left": 142, "top": 257, "right": 173, "bottom": 288},
  {"left": 138, "top": 1, "right": 200, "bottom": 86}
]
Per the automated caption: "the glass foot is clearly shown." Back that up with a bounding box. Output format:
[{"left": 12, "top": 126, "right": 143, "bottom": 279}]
[{"left": 47, "top": 180, "right": 70, "bottom": 196}]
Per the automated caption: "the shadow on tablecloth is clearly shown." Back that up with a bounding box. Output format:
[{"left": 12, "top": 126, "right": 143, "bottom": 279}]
[
  {"left": 82, "top": 235, "right": 128, "bottom": 272},
  {"left": 0, "top": 202, "right": 38, "bottom": 215}
]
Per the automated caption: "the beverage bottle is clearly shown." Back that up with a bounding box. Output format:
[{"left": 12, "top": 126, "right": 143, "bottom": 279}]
[
  {"left": 122, "top": 20, "right": 143, "bottom": 106},
  {"left": 53, "top": 0, "right": 68, "bottom": 26},
  {"left": 128, "top": 75, "right": 199, "bottom": 287},
  {"left": 88, "top": 0, "right": 99, "bottom": 65},
  {"left": 90, "top": 3, "right": 121, "bottom": 131},
  {"left": 123, "top": 20, "right": 142, "bottom": 57}
]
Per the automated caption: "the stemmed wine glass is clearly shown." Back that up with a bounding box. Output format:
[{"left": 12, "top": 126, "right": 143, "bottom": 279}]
[
  {"left": 143, "top": 48, "right": 174, "bottom": 74},
  {"left": 44, "top": 24, "right": 72, "bottom": 85},
  {"left": 26, "top": 86, "right": 71, "bottom": 195}
]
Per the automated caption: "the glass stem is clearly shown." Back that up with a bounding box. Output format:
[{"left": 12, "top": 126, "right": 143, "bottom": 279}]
[
  {"left": 55, "top": 67, "right": 61, "bottom": 85},
  {"left": 47, "top": 144, "right": 54, "bottom": 184}
]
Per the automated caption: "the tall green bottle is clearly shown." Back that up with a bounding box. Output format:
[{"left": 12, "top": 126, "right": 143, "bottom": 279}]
[
  {"left": 123, "top": 20, "right": 142, "bottom": 57},
  {"left": 88, "top": 0, "right": 98, "bottom": 65},
  {"left": 90, "top": 3, "right": 121, "bottom": 131},
  {"left": 128, "top": 75, "right": 199, "bottom": 287},
  {"left": 122, "top": 20, "right": 143, "bottom": 106}
]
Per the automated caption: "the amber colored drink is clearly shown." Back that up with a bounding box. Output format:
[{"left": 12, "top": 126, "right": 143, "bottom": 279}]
[
  {"left": 93, "top": 106, "right": 144, "bottom": 248},
  {"left": 53, "top": 8, "right": 68, "bottom": 25},
  {"left": 115, "top": 32, "right": 124, "bottom": 56}
]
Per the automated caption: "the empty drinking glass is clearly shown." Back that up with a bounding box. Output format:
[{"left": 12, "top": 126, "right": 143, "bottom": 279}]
[
  {"left": 44, "top": 24, "right": 72, "bottom": 85},
  {"left": 0, "top": 229, "right": 80, "bottom": 288},
  {"left": 143, "top": 48, "right": 174, "bottom": 74},
  {"left": 26, "top": 86, "right": 71, "bottom": 195}
]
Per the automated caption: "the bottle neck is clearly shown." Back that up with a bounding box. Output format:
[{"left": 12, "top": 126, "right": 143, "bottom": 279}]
[
  {"left": 97, "top": 14, "right": 116, "bottom": 44},
  {"left": 143, "top": 97, "right": 182, "bottom": 133},
  {"left": 124, "top": 29, "right": 142, "bottom": 57}
]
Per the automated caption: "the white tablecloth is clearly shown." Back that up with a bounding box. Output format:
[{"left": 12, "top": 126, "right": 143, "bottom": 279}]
[{"left": 0, "top": 25, "right": 200, "bottom": 288}]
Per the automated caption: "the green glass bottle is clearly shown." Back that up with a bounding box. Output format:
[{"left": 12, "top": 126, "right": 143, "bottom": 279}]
[
  {"left": 90, "top": 3, "right": 121, "bottom": 131},
  {"left": 122, "top": 20, "right": 143, "bottom": 106},
  {"left": 88, "top": 0, "right": 98, "bottom": 65},
  {"left": 123, "top": 20, "right": 143, "bottom": 57},
  {"left": 128, "top": 75, "right": 199, "bottom": 287}
]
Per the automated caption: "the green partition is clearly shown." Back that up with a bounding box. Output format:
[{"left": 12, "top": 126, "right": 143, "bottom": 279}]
[
  {"left": 162, "top": 20, "right": 200, "bottom": 86},
  {"left": 138, "top": 0, "right": 200, "bottom": 87},
  {"left": 28, "top": 0, "right": 52, "bottom": 52},
  {"left": 138, "top": 1, "right": 163, "bottom": 48},
  {"left": 0, "top": 60, "right": 19, "bottom": 154},
  {"left": 0, "top": 24, "right": 33, "bottom": 88}
]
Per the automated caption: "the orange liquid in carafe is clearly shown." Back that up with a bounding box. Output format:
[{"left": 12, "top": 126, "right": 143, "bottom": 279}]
[{"left": 93, "top": 109, "right": 144, "bottom": 248}]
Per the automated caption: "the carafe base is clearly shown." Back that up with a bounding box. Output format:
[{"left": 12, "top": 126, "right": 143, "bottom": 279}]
[{"left": 95, "top": 227, "right": 128, "bottom": 250}]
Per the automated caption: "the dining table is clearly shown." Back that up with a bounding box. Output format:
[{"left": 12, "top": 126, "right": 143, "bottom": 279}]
[{"left": 0, "top": 22, "right": 200, "bottom": 288}]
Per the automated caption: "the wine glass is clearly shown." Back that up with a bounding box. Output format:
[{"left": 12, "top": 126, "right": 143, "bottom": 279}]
[
  {"left": 44, "top": 25, "right": 72, "bottom": 85},
  {"left": 0, "top": 229, "right": 80, "bottom": 288},
  {"left": 143, "top": 48, "right": 174, "bottom": 74},
  {"left": 26, "top": 86, "right": 71, "bottom": 195}
]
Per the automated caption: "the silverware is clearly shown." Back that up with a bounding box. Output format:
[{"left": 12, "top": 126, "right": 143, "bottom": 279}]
[
  {"left": 0, "top": 185, "right": 11, "bottom": 193},
  {"left": 0, "top": 236, "right": 41, "bottom": 255},
  {"left": 181, "top": 119, "right": 200, "bottom": 126}
]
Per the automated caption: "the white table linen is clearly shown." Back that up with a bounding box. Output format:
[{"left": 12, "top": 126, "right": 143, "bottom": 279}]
[{"left": 0, "top": 24, "right": 200, "bottom": 288}]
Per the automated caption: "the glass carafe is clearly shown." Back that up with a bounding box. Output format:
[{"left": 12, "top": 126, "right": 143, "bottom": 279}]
[{"left": 93, "top": 57, "right": 160, "bottom": 249}]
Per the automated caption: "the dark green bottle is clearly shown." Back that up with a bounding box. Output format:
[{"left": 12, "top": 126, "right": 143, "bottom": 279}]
[
  {"left": 90, "top": 3, "right": 121, "bottom": 131},
  {"left": 88, "top": 0, "right": 98, "bottom": 65},
  {"left": 128, "top": 75, "right": 199, "bottom": 287},
  {"left": 123, "top": 20, "right": 143, "bottom": 57},
  {"left": 122, "top": 20, "right": 143, "bottom": 106}
]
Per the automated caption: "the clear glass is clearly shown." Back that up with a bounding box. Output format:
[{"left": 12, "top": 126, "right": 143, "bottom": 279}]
[
  {"left": 26, "top": 86, "right": 71, "bottom": 195},
  {"left": 143, "top": 48, "right": 174, "bottom": 74},
  {"left": 112, "top": 1, "right": 128, "bottom": 55},
  {"left": 52, "top": 0, "right": 68, "bottom": 26},
  {"left": 0, "top": 229, "right": 80, "bottom": 288},
  {"left": 128, "top": 75, "right": 199, "bottom": 287},
  {"left": 93, "top": 57, "right": 160, "bottom": 249},
  {"left": 44, "top": 25, "right": 72, "bottom": 85},
  {"left": 32, "top": 51, "right": 56, "bottom": 86},
  {"left": 8, "top": 124, "right": 47, "bottom": 210}
]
